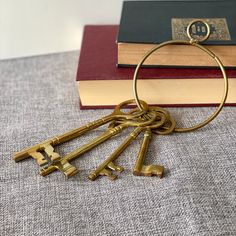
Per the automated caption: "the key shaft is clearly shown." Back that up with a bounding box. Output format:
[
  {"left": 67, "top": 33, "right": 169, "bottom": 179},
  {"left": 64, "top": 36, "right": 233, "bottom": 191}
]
[
  {"left": 133, "top": 128, "right": 164, "bottom": 178},
  {"left": 133, "top": 128, "right": 152, "bottom": 174}
]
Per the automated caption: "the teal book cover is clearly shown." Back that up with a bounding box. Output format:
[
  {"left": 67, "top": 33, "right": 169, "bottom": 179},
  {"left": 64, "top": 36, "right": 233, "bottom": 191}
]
[{"left": 118, "top": 0, "right": 236, "bottom": 45}]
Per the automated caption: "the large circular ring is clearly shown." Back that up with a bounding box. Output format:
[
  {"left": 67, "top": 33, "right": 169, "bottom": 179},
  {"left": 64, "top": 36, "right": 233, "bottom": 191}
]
[{"left": 133, "top": 21, "right": 228, "bottom": 133}]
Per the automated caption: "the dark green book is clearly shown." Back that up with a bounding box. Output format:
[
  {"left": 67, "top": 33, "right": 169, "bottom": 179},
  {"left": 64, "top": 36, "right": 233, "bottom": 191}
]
[{"left": 117, "top": 0, "right": 236, "bottom": 67}]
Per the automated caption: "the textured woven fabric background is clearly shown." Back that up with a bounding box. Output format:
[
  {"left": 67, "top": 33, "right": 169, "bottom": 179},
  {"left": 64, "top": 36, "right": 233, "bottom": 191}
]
[{"left": 0, "top": 52, "right": 235, "bottom": 236}]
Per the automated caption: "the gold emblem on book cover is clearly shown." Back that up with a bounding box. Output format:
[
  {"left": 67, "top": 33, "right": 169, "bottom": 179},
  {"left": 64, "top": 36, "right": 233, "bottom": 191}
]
[{"left": 172, "top": 18, "right": 231, "bottom": 41}]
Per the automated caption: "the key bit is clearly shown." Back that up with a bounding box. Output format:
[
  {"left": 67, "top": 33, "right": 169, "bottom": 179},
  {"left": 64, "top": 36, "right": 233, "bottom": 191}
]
[
  {"left": 14, "top": 144, "right": 61, "bottom": 167},
  {"left": 40, "top": 161, "right": 78, "bottom": 178},
  {"left": 134, "top": 165, "right": 164, "bottom": 178},
  {"left": 88, "top": 161, "right": 125, "bottom": 181},
  {"left": 57, "top": 162, "right": 79, "bottom": 178},
  {"left": 14, "top": 141, "right": 62, "bottom": 165},
  {"left": 99, "top": 168, "right": 118, "bottom": 180},
  {"left": 88, "top": 162, "right": 124, "bottom": 181},
  {"left": 30, "top": 151, "right": 48, "bottom": 166},
  {"left": 107, "top": 162, "right": 124, "bottom": 172},
  {"left": 44, "top": 144, "right": 60, "bottom": 162}
]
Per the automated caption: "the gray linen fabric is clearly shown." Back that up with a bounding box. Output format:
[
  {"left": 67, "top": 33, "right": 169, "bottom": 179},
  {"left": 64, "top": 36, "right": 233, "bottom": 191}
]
[{"left": 0, "top": 51, "right": 235, "bottom": 236}]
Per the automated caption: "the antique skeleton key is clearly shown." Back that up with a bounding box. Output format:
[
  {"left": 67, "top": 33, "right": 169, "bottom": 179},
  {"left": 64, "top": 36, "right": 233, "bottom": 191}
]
[
  {"left": 133, "top": 107, "right": 177, "bottom": 177},
  {"left": 13, "top": 19, "right": 229, "bottom": 182},
  {"left": 88, "top": 111, "right": 168, "bottom": 181},
  {"left": 88, "top": 126, "right": 144, "bottom": 181},
  {"left": 13, "top": 99, "right": 149, "bottom": 167},
  {"left": 39, "top": 112, "right": 157, "bottom": 177},
  {"left": 133, "top": 128, "right": 164, "bottom": 177}
]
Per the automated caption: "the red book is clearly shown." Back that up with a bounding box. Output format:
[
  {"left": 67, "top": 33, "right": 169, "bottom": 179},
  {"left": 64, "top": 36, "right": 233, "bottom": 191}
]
[{"left": 76, "top": 25, "right": 236, "bottom": 109}]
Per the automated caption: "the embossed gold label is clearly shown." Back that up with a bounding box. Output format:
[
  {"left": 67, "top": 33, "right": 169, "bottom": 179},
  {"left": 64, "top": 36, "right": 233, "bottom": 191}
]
[{"left": 172, "top": 18, "right": 231, "bottom": 41}]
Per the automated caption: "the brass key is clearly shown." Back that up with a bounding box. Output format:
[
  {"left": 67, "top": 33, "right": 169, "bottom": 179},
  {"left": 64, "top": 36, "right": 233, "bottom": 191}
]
[
  {"left": 39, "top": 112, "right": 158, "bottom": 178},
  {"left": 133, "top": 128, "right": 164, "bottom": 178},
  {"left": 13, "top": 99, "right": 149, "bottom": 167},
  {"left": 132, "top": 108, "right": 177, "bottom": 177},
  {"left": 88, "top": 111, "right": 167, "bottom": 181},
  {"left": 88, "top": 126, "right": 144, "bottom": 181}
]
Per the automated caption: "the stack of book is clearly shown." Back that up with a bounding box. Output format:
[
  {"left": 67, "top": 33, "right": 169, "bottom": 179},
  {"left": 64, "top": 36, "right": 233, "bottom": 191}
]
[{"left": 76, "top": 0, "right": 236, "bottom": 109}]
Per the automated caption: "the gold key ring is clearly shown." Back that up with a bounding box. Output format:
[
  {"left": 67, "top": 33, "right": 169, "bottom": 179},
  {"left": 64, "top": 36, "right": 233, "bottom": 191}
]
[{"left": 133, "top": 19, "right": 229, "bottom": 133}]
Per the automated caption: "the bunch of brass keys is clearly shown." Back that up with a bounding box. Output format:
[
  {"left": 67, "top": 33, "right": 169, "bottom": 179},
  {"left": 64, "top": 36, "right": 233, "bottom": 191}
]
[
  {"left": 13, "top": 99, "right": 176, "bottom": 180},
  {"left": 13, "top": 20, "right": 229, "bottom": 181}
]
